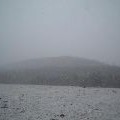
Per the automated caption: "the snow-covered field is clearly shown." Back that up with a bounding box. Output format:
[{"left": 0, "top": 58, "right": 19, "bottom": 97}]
[{"left": 0, "top": 84, "right": 120, "bottom": 120}]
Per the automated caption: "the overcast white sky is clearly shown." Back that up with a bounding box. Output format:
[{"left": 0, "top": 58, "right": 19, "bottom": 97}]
[{"left": 0, "top": 0, "right": 120, "bottom": 66}]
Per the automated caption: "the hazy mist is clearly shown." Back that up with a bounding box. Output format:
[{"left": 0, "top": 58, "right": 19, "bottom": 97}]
[{"left": 0, "top": 0, "right": 120, "bottom": 66}]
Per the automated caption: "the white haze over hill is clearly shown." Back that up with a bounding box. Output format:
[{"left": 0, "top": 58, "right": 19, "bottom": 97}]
[{"left": 0, "top": 0, "right": 120, "bottom": 66}]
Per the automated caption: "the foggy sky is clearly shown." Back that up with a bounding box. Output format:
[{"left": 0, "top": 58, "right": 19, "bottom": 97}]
[{"left": 0, "top": 0, "right": 120, "bottom": 66}]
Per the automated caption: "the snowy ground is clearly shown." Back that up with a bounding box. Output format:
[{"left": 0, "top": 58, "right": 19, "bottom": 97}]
[{"left": 0, "top": 84, "right": 120, "bottom": 120}]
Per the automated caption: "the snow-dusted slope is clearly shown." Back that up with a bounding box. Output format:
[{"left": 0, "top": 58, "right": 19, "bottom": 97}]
[{"left": 0, "top": 84, "right": 120, "bottom": 120}]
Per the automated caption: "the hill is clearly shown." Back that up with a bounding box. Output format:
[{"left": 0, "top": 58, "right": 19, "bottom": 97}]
[
  {"left": 0, "top": 56, "right": 104, "bottom": 70},
  {"left": 0, "top": 56, "right": 120, "bottom": 87}
]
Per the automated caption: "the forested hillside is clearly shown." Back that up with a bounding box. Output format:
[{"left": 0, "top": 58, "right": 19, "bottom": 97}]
[{"left": 0, "top": 56, "right": 120, "bottom": 87}]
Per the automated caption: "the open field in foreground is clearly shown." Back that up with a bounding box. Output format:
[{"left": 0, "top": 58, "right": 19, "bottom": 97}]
[{"left": 0, "top": 84, "right": 120, "bottom": 120}]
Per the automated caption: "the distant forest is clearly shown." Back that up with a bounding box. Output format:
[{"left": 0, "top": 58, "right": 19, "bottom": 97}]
[{"left": 0, "top": 57, "right": 120, "bottom": 88}]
